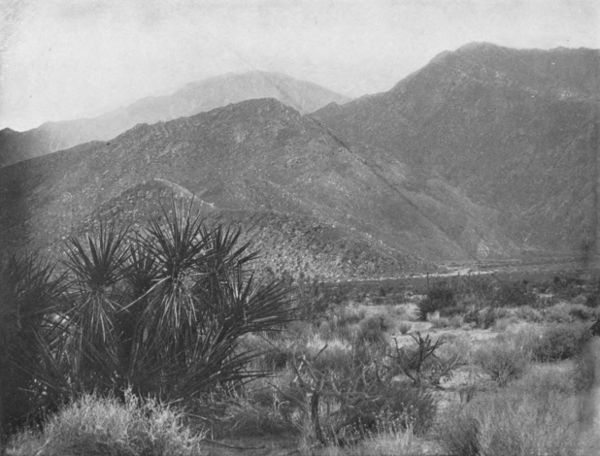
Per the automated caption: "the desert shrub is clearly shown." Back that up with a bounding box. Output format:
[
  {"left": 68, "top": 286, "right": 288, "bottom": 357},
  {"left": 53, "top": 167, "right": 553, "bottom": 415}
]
[
  {"left": 7, "top": 391, "right": 205, "bottom": 456},
  {"left": 549, "top": 274, "right": 585, "bottom": 299},
  {"left": 542, "top": 302, "right": 578, "bottom": 323},
  {"left": 448, "top": 315, "right": 464, "bottom": 328},
  {"left": 510, "top": 305, "right": 543, "bottom": 322},
  {"left": 581, "top": 277, "right": 600, "bottom": 308},
  {"left": 437, "top": 388, "right": 588, "bottom": 456},
  {"left": 333, "top": 305, "right": 367, "bottom": 327},
  {"left": 473, "top": 342, "right": 528, "bottom": 386},
  {"left": 342, "top": 385, "right": 436, "bottom": 439},
  {"left": 573, "top": 340, "right": 599, "bottom": 392},
  {"left": 492, "top": 280, "right": 536, "bottom": 307},
  {"left": 397, "top": 322, "right": 411, "bottom": 334},
  {"left": 568, "top": 303, "right": 596, "bottom": 321},
  {"left": 529, "top": 323, "right": 590, "bottom": 362},
  {"left": 464, "top": 307, "right": 508, "bottom": 328},
  {"left": 436, "top": 410, "right": 480, "bottom": 456},
  {"left": 585, "top": 292, "right": 600, "bottom": 308},
  {"left": 293, "top": 277, "right": 332, "bottom": 319},
  {"left": 429, "top": 316, "right": 451, "bottom": 328},
  {"left": 214, "top": 390, "right": 298, "bottom": 438},
  {"left": 418, "top": 282, "right": 456, "bottom": 320},
  {"left": 388, "top": 333, "right": 462, "bottom": 387},
  {"left": 356, "top": 314, "right": 392, "bottom": 344},
  {"left": 493, "top": 316, "right": 519, "bottom": 332},
  {"left": 511, "top": 364, "right": 575, "bottom": 399},
  {"left": 311, "top": 343, "right": 354, "bottom": 373},
  {"left": 288, "top": 337, "right": 438, "bottom": 447}
]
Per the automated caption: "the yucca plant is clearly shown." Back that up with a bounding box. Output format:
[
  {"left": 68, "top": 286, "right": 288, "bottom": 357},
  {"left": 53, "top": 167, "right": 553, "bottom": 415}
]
[
  {"left": 1, "top": 198, "right": 295, "bottom": 439},
  {"left": 0, "top": 254, "right": 67, "bottom": 439},
  {"left": 62, "top": 223, "right": 131, "bottom": 394},
  {"left": 53, "top": 199, "right": 294, "bottom": 402},
  {"left": 123, "top": 201, "right": 295, "bottom": 400}
]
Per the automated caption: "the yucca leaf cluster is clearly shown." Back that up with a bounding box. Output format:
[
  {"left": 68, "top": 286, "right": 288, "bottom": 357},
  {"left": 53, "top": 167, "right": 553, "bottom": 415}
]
[{"left": 0, "top": 201, "right": 294, "bottom": 438}]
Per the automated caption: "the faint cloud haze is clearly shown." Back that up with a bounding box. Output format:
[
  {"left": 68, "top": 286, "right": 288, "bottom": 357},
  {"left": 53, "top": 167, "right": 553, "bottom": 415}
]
[{"left": 0, "top": 0, "right": 599, "bottom": 130}]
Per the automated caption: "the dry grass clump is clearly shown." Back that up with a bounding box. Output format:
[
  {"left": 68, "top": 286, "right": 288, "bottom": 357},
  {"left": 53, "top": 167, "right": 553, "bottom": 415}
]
[
  {"left": 303, "top": 425, "right": 432, "bottom": 456},
  {"left": 397, "top": 321, "right": 412, "bottom": 334},
  {"left": 528, "top": 323, "right": 590, "bottom": 362},
  {"left": 7, "top": 391, "right": 206, "bottom": 456},
  {"left": 542, "top": 302, "right": 594, "bottom": 323},
  {"left": 473, "top": 341, "right": 528, "bottom": 386},
  {"left": 436, "top": 386, "right": 596, "bottom": 456}
]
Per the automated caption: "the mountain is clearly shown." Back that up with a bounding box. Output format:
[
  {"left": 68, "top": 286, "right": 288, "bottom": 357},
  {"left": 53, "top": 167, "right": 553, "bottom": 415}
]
[
  {"left": 313, "top": 43, "right": 600, "bottom": 257},
  {"left": 4, "top": 43, "right": 597, "bottom": 278},
  {"left": 0, "top": 98, "right": 515, "bottom": 279},
  {"left": 0, "top": 72, "right": 349, "bottom": 167},
  {"left": 72, "top": 179, "right": 423, "bottom": 280}
]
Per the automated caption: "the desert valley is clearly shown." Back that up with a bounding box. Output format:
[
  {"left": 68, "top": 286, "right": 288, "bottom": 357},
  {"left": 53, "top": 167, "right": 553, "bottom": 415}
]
[{"left": 1, "top": 35, "right": 600, "bottom": 455}]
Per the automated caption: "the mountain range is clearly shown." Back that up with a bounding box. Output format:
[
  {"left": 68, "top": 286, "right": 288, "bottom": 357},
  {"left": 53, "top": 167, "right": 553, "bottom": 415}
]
[
  {"left": 1, "top": 43, "right": 598, "bottom": 279},
  {"left": 0, "top": 71, "right": 349, "bottom": 168},
  {"left": 314, "top": 43, "right": 600, "bottom": 257}
]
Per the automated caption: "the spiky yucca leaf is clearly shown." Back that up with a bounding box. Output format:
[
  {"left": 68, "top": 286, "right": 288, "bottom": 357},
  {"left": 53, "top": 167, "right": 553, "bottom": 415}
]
[
  {"left": 62, "top": 223, "right": 130, "bottom": 393},
  {"left": 0, "top": 255, "right": 67, "bottom": 437},
  {"left": 122, "top": 201, "right": 293, "bottom": 399}
]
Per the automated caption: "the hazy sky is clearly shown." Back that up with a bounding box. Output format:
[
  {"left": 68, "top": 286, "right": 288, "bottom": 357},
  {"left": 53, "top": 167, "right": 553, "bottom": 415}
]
[{"left": 1, "top": 0, "right": 599, "bottom": 131}]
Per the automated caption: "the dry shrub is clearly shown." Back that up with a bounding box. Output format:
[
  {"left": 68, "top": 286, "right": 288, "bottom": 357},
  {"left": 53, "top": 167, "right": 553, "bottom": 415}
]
[
  {"left": 7, "top": 391, "right": 205, "bottom": 456},
  {"left": 473, "top": 342, "right": 528, "bottom": 386},
  {"left": 397, "top": 322, "right": 412, "bottom": 334},
  {"left": 529, "top": 323, "right": 590, "bottom": 362},
  {"left": 511, "top": 305, "right": 543, "bottom": 322},
  {"left": 356, "top": 314, "right": 393, "bottom": 344},
  {"left": 437, "top": 388, "right": 591, "bottom": 456}
]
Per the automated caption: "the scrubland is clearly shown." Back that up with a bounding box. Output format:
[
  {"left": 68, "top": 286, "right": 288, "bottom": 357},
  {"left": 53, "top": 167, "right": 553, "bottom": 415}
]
[{"left": 3, "top": 212, "right": 600, "bottom": 455}]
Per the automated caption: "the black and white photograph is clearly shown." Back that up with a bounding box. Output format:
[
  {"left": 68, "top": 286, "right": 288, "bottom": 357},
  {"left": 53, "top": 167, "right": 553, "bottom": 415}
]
[{"left": 0, "top": 1, "right": 599, "bottom": 454}]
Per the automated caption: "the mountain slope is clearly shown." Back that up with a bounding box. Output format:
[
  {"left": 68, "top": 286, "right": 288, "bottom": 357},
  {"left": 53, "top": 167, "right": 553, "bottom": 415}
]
[
  {"left": 314, "top": 43, "right": 600, "bottom": 256},
  {"left": 69, "top": 179, "right": 422, "bottom": 280},
  {"left": 0, "top": 98, "right": 513, "bottom": 278},
  {"left": 0, "top": 72, "right": 349, "bottom": 167}
]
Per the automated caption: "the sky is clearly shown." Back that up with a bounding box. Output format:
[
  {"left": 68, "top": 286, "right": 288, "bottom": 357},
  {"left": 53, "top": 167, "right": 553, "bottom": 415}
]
[{"left": 0, "top": 0, "right": 599, "bottom": 131}]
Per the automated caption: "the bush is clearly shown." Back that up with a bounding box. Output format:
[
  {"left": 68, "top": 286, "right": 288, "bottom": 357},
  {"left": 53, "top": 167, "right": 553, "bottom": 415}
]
[
  {"left": 568, "top": 304, "right": 596, "bottom": 321},
  {"left": 418, "top": 282, "right": 456, "bottom": 321},
  {"left": 397, "top": 322, "right": 411, "bottom": 334},
  {"left": 437, "top": 411, "right": 480, "bottom": 456},
  {"left": 1, "top": 202, "right": 295, "bottom": 439},
  {"left": 573, "top": 341, "right": 598, "bottom": 392},
  {"left": 493, "top": 280, "right": 535, "bottom": 307},
  {"left": 464, "top": 307, "right": 508, "bottom": 328},
  {"left": 542, "top": 303, "right": 576, "bottom": 323},
  {"left": 342, "top": 385, "right": 437, "bottom": 438},
  {"left": 550, "top": 274, "right": 585, "bottom": 299},
  {"left": 288, "top": 334, "right": 438, "bottom": 446},
  {"left": 389, "top": 333, "right": 462, "bottom": 388},
  {"left": 529, "top": 323, "right": 590, "bottom": 362},
  {"left": 356, "top": 314, "right": 392, "bottom": 344},
  {"left": 437, "top": 388, "right": 591, "bottom": 456},
  {"left": 474, "top": 343, "right": 528, "bottom": 386},
  {"left": 511, "top": 305, "right": 543, "bottom": 322},
  {"left": 7, "top": 391, "right": 206, "bottom": 456}
]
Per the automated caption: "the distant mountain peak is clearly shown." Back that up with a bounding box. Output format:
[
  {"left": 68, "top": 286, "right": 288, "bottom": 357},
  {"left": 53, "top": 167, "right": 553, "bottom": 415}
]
[
  {"left": 456, "top": 41, "right": 504, "bottom": 52},
  {"left": 0, "top": 72, "right": 349, "bottom": 168}
]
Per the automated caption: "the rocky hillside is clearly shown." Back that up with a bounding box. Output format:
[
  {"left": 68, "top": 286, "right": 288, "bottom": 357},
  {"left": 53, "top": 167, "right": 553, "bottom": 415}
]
[
  {"left": 68, "top": 179, "right": 423, "bottom": 280},
  {"left": 0, "top": 72, "right": 349, "bottom": 167},
  {"left": 314, "top": 43, "right": 600, "bottom": 256},
  {"left": 0, "top": 98, "right": 513, "bottom": 279}
]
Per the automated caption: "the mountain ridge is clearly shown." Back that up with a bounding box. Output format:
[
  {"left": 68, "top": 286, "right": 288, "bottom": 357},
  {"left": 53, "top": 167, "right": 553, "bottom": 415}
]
[
  {"left": 313, "top": 43, "right": 600, "bottom": 257},
  {"left": 0, "top": 72, "right": 349, "bottom": 168},
  {"left": 0, "top": 97, "right": 515, "bottom": 279}
]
